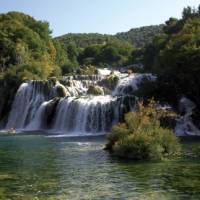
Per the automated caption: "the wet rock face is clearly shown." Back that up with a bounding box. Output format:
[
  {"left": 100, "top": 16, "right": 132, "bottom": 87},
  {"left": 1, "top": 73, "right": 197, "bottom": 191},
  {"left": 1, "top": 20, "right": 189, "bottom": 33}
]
[
  {"left": 179, "top": 97, "right": 195, "bottom": 116},
  {"left": 175, "top": 97, "right": 200, "bottom": 136},
  {"left": 54, "top": 83, "right": 69, "bottom": 97},
  {"left": 98, "top": 75, "right": 119, "bottom": 90},
  {"left": 43, "top": 98, "right": 60, "bottom": 128}
]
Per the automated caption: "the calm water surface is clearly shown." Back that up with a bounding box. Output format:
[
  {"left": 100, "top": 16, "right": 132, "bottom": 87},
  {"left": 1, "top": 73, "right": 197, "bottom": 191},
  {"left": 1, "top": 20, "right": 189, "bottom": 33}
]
[{"left": 0, "top": 133, "right": 200, "bottom": 200}]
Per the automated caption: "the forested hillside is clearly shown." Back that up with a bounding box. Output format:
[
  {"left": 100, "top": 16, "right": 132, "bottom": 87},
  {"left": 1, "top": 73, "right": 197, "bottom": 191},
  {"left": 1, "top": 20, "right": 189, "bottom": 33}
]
[
  {"left": 55, "top": 33, "right": 118, "bottom": 48},
  {"left": 77, "top": 40, "right": 133, "bottom": 67},
  {"left": 56, "top": 25, "right": 163, "bottom": 49},
  {"left": 116, "top": 25, "right": 164, "bottom": 48},
  {"left": 54, "top": 25, "right": 163, "bottom": 69}
]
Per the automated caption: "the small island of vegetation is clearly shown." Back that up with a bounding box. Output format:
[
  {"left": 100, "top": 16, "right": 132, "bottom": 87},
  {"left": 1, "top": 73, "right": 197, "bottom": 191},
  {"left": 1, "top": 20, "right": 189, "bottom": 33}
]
[{"left": 106, "top": 101, "right": 181, "bottom": 160}]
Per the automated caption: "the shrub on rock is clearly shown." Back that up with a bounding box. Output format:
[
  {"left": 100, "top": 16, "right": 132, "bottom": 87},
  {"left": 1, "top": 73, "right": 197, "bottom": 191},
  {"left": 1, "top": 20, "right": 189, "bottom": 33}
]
[{"left": 106, "top": 101, "right": 181, "bottom": 160}]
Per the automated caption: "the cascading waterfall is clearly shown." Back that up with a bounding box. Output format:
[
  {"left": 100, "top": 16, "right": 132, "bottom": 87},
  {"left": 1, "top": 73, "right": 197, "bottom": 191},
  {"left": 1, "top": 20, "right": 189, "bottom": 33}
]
[
  {"left": 52, "top": 96, "right": 135, "bottom": 134},
  {"left": 175, "top": 97, "right": 200, "bottom": 136},
  {"left": 6, "top": 81, "right": 54, "bottom": 129},
  {"left": 26, "top": 101, "right": 50, "bottom": 131},
  {"left": 5, "top": 69, "right": 146, "bottom": 135},
  {"left": 5, "top": 69, "right": 200, "bottom": 136},
  {"left": 113, "top": 73, "right": 156, "bottom": 96}
]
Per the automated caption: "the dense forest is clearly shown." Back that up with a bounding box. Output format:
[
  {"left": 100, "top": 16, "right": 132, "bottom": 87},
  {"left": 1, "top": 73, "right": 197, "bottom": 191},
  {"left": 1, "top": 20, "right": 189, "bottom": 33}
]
[
  {"left": 116, "top": 25, "right": 164, "bottom": 48},
  {"left": 54, "top": 25, "right": 163, "bottom": 69},
  {"left": 56, "top": 25, "right": 163, "bottom": 49},
  {"left": 0, "top": 12, "right": 66, "bottom": 80},
  {"left": 137, "top": 6, "right": 200, "bottom": 112},
  {"left": 0, "top": 12, "right": 65, "bottom": 123},
  {"left": 55, "top": 33, "right": 118, "bottom": 48}
]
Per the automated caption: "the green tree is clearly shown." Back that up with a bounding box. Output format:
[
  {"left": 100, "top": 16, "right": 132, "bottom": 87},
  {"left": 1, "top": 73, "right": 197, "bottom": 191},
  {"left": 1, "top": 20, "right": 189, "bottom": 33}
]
[
  {"left": 0, "top": 12, "right": 66, "bottom": 121},
  {"left": 182, "top": 6, "right": 193, "bottom": 19},
  {"left": 141, "top": 4, "right": 200, "bottom": 110}
]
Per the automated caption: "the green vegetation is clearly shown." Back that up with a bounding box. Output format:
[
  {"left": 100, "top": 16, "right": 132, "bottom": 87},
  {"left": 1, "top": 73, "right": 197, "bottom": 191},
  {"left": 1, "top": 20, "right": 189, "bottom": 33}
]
[
  {"left": 0, "top": 12, "right": 68, "bottom": 122},
  {"left": 78, "top": 41, "right": 133, "bottom": 67},
  {"left": 1, "top": 5, "right": 200, "bottom": 131},
  {"left": 99, "top": 74, "right": 119, "bottom": 90},
  {"left": 56, "top": 25, "right": 163, "bottom": 49},
  {"left": 55, "top": 26, "right": 163, "bottom": 68},
  {"left": 0, "top": 134, "right": 200, "bottom": 199},
  {"left": 116, "top": 25, "right": 164, "bottom": 48},
  {"left": 0, "top": 12, "right": 62, "bottom": 80},
  {"left": 141, "top": 6, "right": 200, "bottom": 109},
  {"left": 55, "top": 33, "right": 119, "bottom": 48},
  {"left": 77, "top": 65, "right": 98, "bottom": 75},
  {"left": 106, "top": 101, "right": 181, "bottom": 160}
]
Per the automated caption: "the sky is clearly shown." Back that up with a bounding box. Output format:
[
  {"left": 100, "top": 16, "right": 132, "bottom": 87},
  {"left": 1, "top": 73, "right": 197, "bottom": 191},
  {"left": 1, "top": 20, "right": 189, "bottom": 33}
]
[{"left": 0, "top": 0, "right": 199, "bottom": 37}]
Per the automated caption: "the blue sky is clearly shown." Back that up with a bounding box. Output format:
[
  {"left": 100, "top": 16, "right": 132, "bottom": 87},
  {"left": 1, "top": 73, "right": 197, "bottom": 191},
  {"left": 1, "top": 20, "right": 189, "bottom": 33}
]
[{"left": 1, "top": 0, "right": 199, "bottom": 37}]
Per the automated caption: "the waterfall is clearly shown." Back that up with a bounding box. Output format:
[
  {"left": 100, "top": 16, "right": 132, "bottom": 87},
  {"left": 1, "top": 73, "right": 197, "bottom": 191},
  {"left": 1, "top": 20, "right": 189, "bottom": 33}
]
[
  {"left": 26, "top": 101, "right": 49, "bottom": 131},
  {"left": 6, "top": 81, "right": 53, "bottom": 129},
  {"left": 52, "top": 96, "right": 135, "bottom": 134},
  {"left": 5, "top": 71, "right": 146, "bottom": 135},
  {"left": 6, "top": 70, "right": 200, "bottom": 136},
  {"left": 113, "top": 73, "right": 156, "bottom": 96},
  {"left": 175, "top": 97, "right": 200, "bottom": 136}
]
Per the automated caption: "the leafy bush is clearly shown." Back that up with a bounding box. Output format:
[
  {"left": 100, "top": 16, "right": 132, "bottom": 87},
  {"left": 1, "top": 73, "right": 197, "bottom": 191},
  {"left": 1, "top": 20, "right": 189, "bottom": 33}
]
[
  {"left": 77, "top": 65, "right": 98, "bottom": 75},
  {"left": 105, "top": 101, "right": 181, "bottom": 160}
]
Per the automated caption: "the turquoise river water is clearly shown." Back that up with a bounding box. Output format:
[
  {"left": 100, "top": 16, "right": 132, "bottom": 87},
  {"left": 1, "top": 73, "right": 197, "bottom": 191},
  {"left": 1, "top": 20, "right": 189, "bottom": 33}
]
[{"left": 0, "top": 133, "right": 200, "bottom": 200}]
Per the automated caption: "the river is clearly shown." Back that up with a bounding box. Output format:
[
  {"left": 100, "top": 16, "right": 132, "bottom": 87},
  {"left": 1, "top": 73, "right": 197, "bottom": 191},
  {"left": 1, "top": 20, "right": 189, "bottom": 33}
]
[{"left": 0, "top": 133, "right": 200, "bottom": 200}]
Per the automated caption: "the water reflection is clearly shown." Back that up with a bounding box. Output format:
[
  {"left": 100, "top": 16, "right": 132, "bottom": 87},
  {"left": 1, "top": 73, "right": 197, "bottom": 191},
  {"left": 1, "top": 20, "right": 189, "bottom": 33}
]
[{"left": 0, "top": 134, "right": 200, "bottom": 199}]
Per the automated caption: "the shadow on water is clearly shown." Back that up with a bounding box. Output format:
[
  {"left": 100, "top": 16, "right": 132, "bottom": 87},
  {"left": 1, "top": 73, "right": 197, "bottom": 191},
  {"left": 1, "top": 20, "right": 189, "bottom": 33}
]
[{"left": 0, "top": 132, "right": 200, "bottom": 199}]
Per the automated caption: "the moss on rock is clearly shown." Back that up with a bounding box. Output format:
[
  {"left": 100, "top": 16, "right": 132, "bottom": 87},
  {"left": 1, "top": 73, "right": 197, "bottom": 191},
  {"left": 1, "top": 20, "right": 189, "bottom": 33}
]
[
  {"left": 54, "top": 83, "right": 69, "bottom": 97},
  {"left": 87, "top": 85, "right": 104, "bottom": 95},
  {"left": 99, "top": 74, "right": 119, "bottom": 90}
]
